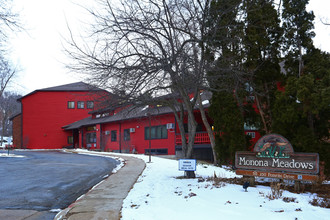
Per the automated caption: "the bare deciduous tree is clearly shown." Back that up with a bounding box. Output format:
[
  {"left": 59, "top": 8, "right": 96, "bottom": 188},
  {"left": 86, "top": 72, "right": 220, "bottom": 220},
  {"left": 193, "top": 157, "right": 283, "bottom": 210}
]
[
  {"left": 0, "top": 57, "right": 16, "bottom": 98},
  {"left": 0, "top": 0, "right": 21, "bottom": 98},
  {"left": 0, "top": 0, "right": 20, "bottom": 48},
  {"left": 0, "top": 92, "right": 21, "bottom": 146},
  {"left": 66, "top": 0, "right": 249, "bottom": 170}
]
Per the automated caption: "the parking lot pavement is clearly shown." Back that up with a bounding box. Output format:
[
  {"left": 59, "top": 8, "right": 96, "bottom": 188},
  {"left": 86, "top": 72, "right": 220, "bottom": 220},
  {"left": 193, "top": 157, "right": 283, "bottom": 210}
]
[
  {"left": 56, "top": 153, "right": 146, "bottom": 220},
  {"left": 0, "top": 150, "right": 119, "bottom": 219}
]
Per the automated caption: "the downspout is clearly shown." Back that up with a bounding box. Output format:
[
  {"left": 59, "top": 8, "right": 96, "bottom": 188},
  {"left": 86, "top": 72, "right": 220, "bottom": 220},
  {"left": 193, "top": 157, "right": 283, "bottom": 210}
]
[
  {"left": 148, "top": 113, "right": 151, "bottom": 162},
  {"left": 100, "top": 124, "right": 103, "bottom": 151},
  {"left": 119, "top": 123, "right": 122, "bottom": 153},
  {"left": 72, "top": 130, "right": 74, "bottom": 148},
  {"left": 174, "top": 116, "right": 177, "bottom": 155},
  {"left": 20, "top": 101, "right": 23, "bottom": 149},
  {"left": 81, "top": 128, "right": 84, "bottom": 149}
]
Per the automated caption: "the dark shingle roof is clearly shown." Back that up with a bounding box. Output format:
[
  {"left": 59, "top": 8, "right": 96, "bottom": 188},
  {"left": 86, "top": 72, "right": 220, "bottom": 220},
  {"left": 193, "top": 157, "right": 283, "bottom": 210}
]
[
  {"left": 19, "top": 82, "right": 106, "bottom": 101},
  {"left": 63, "top": 105, "right": 173, "bottom": 130},
  {"left": 9, "top": 111, "right": 22, "bottom": 121},
  {"left": 63, "top": 91, "right": 212, "bottom": 130},
  {"left": 39, "top": 82, "right": 102, "bottom": 92}
]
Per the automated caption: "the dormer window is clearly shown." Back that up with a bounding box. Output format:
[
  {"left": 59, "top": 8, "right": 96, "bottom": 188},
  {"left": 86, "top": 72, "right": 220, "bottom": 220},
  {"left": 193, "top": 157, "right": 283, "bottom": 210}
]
[
  {"left": 68, "top": 101, "right": 75, "bottom": 109},
  {"left": 87, "top": 101, "right": 94, "bottom": 109},
  {"left": 77, "top": 101, "right": 85, "bottom": 109}
]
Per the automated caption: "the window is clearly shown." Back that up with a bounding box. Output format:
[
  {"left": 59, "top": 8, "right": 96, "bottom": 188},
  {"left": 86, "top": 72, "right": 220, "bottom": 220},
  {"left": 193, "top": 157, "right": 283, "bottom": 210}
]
[
  {"left": 145, "top": 148, "right": 168, "bottom": 155},
  {"left": 77, "top": 101, "right": 85, "bottom": 109},
  {"left": 145, "top": 125, "right": 167, "bottom": 140},
  {"left": 246, "top": 132, "right": 256, "bottom": 138},
  {"left": 87, "top": 101, "right": 94, "bottom": 109},
  {"left": 86, "top": 126, "right": 96, "bottom": 131},
  {"left": 86, "top": 132, "right": 96, "bottom": 143},
  {"left": 124, "top": 129, "right": 130, "bottom": 141},
  {"left": 68, "top": 101, "right": 75, "bottom": 109},
  {"left": 68, "top": 136, "right": 73, "bottom": 144},
  {"left": 111, "top": 130, "right": 117, "bottom": 142}
]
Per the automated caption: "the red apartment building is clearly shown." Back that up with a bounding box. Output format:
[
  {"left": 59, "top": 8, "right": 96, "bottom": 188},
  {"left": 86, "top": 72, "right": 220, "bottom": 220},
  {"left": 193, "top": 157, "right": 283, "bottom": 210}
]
[
  {"left": 11, "top": 82, "right": 108, "bottom": 149},
  {"left": 11, "top": 82, "right": 260, "bottom": 160}
]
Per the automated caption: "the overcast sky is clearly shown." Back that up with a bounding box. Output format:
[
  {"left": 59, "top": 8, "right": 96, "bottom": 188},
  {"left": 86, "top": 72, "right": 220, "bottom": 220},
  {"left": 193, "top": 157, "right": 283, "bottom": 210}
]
[{"left": 7, "top": 0, "right": 330, "bottom": 95}]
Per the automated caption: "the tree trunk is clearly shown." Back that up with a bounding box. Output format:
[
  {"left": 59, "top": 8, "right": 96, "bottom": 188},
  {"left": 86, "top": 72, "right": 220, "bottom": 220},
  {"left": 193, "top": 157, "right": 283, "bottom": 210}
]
[
  {"left": 1, "top": 120, "right": 4, "bottom": 146},
  {"left": 185, "top": 170, "right": 196, "bottom": 178},
  {"left": 172, "top": 109, "right": 188, "bottom": 158},
  {"left": 171, "top": 103, "right": 196, "bottom": 178},
  {"left": 307, "top": 111, "right": 314, "bottom": 135},
  {"left": 186, "top": 116, "right": 197, "bottom": 159},
  {"left": 264, "top": 82, "right": 273, "bottom": 131},
  {"left": 197, "top": 92, "right": 217, "bottom": 164},
  {"left": 178, "top": 87, "right": 198, "bottom": 159},
  {"left": 254, "top": 93, "right": 269, "bottom": 134}
]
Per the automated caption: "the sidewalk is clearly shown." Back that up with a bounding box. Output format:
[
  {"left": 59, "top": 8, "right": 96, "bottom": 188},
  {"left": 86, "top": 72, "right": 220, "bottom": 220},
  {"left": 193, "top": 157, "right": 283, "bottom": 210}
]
[{"left": 55, "top": 154, "right": 146, "bottom": 220}]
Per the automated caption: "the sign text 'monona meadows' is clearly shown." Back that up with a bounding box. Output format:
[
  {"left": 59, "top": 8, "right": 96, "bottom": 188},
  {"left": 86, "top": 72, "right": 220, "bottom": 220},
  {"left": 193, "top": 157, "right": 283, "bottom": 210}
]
[
  {"left": 235, "top": 152, "right": 319, "bottom": 174},
  {"left": 235, "top": 134, "right": 319, "bottom": 175}
]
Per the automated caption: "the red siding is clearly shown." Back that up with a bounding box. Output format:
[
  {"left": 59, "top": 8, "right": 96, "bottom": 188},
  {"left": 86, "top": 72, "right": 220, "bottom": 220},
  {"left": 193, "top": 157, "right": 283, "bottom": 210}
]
[
  {"left": 98, "top": 114, "right": 176, "bottom": 154},
  {"left": 20, "top": 87, "right": 261, "bottom": 154},
  {"left": 21, "top": 91, "right": 101, "bottom": 149}
]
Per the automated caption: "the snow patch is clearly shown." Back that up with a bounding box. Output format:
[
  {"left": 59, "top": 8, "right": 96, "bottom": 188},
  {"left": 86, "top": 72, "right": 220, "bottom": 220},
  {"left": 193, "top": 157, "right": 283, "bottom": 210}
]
[
  {"left": 202, "top": 99, "right": 209, "bottom": 105},
  {"left": 50, "top": 209, "right": 62, "bottom": 213},
  {"left": 0, "top": 153, "right": 25, "bottom": 158}
]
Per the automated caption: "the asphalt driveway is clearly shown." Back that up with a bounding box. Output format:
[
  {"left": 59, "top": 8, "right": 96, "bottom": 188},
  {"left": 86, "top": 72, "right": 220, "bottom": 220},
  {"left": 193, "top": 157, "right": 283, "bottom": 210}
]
[{"left": 0, "top": 150, "right": 119, "bottom": 219}]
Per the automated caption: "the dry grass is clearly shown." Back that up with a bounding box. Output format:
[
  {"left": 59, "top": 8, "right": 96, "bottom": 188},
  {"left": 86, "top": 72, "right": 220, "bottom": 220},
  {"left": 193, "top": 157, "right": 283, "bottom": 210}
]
[
  {"left": 266, "top": 182, "right": 283, "bottom": 200},
  {"left": 309, "top": 196, "right": 330, "bottom": 208}
]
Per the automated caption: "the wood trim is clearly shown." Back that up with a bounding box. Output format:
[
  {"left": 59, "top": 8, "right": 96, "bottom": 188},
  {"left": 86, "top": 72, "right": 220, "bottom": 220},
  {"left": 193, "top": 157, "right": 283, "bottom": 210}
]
[{"left": 236, "top": 169, "right": 319, "bottom": 181}]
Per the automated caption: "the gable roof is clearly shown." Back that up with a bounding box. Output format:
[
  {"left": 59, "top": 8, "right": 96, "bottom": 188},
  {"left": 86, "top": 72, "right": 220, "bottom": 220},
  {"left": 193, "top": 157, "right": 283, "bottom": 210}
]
[
  {"left": 39, "top": 82, "right": 102, "bottom": 92},
  {"left": 19, "top": 82, "right": 106, "bottom": 101}
]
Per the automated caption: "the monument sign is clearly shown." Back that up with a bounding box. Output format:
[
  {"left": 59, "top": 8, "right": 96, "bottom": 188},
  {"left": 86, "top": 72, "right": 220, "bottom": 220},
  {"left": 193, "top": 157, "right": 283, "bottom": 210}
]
[{"left": 235, "top": 134, "right": 319, "bottom": 181}]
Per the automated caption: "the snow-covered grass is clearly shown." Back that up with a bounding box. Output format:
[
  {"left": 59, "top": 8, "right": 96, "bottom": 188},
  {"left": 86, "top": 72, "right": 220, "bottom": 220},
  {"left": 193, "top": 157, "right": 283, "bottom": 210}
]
[
  {"left": 72, "top": 150, "right": 329, "bottom": 220},
  {"left": 121, "top": 156, "right": 329, "bottom": 220}
]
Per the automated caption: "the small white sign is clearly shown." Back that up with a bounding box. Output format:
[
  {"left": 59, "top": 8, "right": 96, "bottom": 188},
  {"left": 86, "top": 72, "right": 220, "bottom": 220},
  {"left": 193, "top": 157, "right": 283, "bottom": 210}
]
[{"left": 179, "top": 159, "right": 196, "bottom": 171}]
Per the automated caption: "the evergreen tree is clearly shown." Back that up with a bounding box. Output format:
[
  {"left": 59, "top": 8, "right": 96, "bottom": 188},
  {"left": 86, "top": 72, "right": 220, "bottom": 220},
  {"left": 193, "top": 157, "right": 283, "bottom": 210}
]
[
  {"left": 273, "top": 48, "right": 330, "bottom": 174},
  {"left": 243, "top": 0, "right": 283, "bottom": 134},
  {"left": 282, "top": 0, "right": 315, "bottom": 77},
  {"left": 273, "top": 0, "right": 329, "bottom": 174},
  {"left": 209, "top": 91, "right": 246, "bottom": 164},
  {"left": 206, "top": 0, "right": 247, "bottom": 164}
]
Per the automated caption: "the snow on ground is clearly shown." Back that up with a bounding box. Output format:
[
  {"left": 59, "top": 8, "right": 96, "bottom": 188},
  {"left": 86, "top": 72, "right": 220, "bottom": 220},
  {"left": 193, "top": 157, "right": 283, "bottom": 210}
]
[
  {"left": 74, "top": 150, "right": 329, "bottom": 220},
  {"left": 0, "top": 152, "right": 25, "bottom": 158}
]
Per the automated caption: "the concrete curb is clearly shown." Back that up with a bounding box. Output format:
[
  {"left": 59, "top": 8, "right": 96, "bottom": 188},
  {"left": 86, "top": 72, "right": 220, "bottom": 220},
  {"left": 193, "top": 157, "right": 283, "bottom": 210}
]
[{"left": 55, "top": 153, "right": 146, "bottom": 220}]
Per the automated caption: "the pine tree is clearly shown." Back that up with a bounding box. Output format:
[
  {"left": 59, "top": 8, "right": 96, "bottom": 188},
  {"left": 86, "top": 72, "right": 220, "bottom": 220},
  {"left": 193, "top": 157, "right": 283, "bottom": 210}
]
[
  {"left": 206, "top": 0, "right": 247, "bottom": 164},
  {"left": 282, "top": 0, "right": 315, "bottom": 77},
  {"left": 273, "top": 0, "right": 330, "bottom": 174},
  {"left": 243, "top": 0, "right": 283, "bottom": 134},
  {"left": 209, "top": 91, "right": 246, "bottom": 164},
  {"left": 273, "top": 48, "right": 330, "bottom": 174}
]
